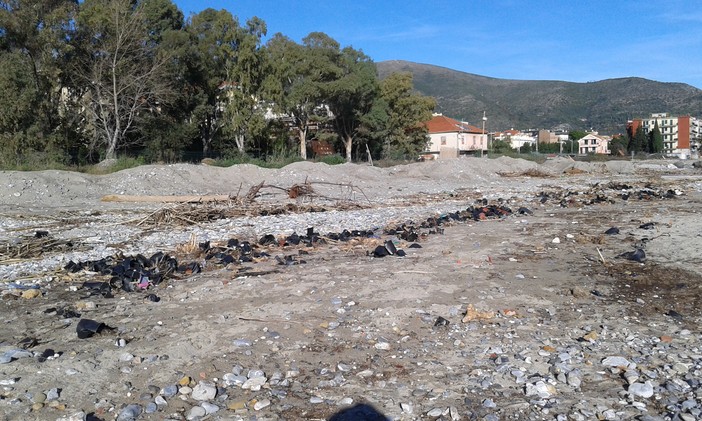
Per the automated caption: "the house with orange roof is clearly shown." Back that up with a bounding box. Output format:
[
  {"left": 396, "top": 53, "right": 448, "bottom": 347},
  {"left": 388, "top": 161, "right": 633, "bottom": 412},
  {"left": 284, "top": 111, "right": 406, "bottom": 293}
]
[{"left": 423, "top": 114, "right": 487, "bottom": 159}]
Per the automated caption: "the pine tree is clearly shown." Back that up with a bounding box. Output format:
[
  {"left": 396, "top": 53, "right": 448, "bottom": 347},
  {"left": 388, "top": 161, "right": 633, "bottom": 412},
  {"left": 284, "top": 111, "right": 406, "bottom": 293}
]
[{"left": 649, "top": 121, "right": 664, "bottom": 153}]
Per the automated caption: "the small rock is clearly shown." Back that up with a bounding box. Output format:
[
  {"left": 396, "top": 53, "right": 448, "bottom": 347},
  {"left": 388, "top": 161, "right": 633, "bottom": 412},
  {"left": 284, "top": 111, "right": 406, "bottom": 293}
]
[
  {"left": 628, "top": 381, "right": 654, "bottom": 398},
  {"left": 400, "top": 402, "right": 414, "bottom": 414},
  {"left": 144, "top": 402, "right": 157, "bottom": 414},
  {"left": 186, "top": 405, "right": 206, "bottom": 420},
  {"left": 582, "top": 331, "right": 598, "bottom": 341},
  {"left": 525, "top": 380, "right": 556, "bottom": 398},
  {"left": 427, "top": 407, "right": 444, "bottom": 417},
  {"left": 161, "top": 384, "right": 178, "bottom": 398},
  {"left": 601, "top": 356, "right": 630, "bottom": 368},
  {"left": 374, "top": 342, "right": 390, "bottom": 350},
  {"left": 201, "top": 401, "right": 219, "bottom": 414},
  {"left": 241, "top": 376, "right": 267, "bottom": 391},
  {"left": 253, "top": 399, "right": 271, "bottom": 410},
  {"left": 21, "top": 289, "right": 41, "bottom": 299},
  {"left": 191, "top": 381, "right": 217, "bottom": 401},
  {"left": 46, "top": 388, "right": 60, "bottom": 401},
  {"left": 116, "top": 404, "right": 142, "bottom": 421},
  {"left": 337, "top": 397, "right": 353, "bottom": 406},
  {"left": 30, "top": 392, "right": 47, "bottom": 404}
]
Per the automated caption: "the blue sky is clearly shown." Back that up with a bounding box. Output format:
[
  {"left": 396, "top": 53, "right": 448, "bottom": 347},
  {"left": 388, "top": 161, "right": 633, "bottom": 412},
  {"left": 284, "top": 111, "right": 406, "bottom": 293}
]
[{"left": 173, "top": 0, "right": 702, "bottom": 89}]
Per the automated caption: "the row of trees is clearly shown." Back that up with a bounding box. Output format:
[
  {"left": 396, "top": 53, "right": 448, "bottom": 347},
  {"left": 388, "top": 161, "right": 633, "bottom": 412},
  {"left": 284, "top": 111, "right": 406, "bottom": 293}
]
[
  {"left": 609, "top": 122, "right": 664, "bottom": 156},
  {"left": 0, "top": 0, "right": 436, "bottom": 166}
]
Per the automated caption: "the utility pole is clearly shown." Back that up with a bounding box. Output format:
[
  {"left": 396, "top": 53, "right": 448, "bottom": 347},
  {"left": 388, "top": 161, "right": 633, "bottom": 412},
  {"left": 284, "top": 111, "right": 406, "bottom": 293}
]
[{"left": 482, "top": 111, "right": 487, "bottom": 156}]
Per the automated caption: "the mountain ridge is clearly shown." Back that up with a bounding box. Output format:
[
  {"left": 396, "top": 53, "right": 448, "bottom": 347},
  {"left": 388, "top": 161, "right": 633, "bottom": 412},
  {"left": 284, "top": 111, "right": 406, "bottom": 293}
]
[{"left": 376, "top": 60, "right": 702, "bottom": 135}]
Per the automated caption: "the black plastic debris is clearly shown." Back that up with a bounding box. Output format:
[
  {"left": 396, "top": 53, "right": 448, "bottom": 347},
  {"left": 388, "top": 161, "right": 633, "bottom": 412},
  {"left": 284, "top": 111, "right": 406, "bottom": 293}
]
[
  {"left": 76, "top": 319, "right": 112, "bottom": 339},
  {"left": 639, "top": 222, "right": 656, "bottom": 230},
  {"left": 408, "top": 243, "right": 422, "bottom": 249},
  {"left": 178, "top": 262, "right": 201, "bottom": 275},
  {"left": 373, "top": 245, "right": 390, "bottom": 258},
  {"left": 434, "top": 316, "right": 450, "bottom": 327},
  {"left": 82, "top": 281, "right": 113, "bottom": 298},
  {"left": 35, "top": 230, "right": 49, "bottom": 238},
  {"left": 384, "top": 240, "right": 398, "bottom": 255},
  {"left": 619, "top": 248, "right": 646, "bottom": 263},
  {"left": 145, "top": 293, "right": 160, "bottom": 303},
  {"left": 37, "top": 348, "right": 56, "bottom": 363},
  {"left": 604, "top": 227, "right": 620, "bottom": 235},
  {"left": 371, "top": 240, "right": 406, "bottom": 258},
  {"left": 259, "top": 234, "right": 277, "bottom": 246},
  {"left": 591, "top": 290, "right": 604, "bottom": 297},
  {"left": 67, "top": 252, "right": 178, "bottom": 293},
  {"left": 665, "top": 309, "right": 683, "bottom": 321},
  {"left": 518, "top": 207, "right": 533, "bottom": 215}
]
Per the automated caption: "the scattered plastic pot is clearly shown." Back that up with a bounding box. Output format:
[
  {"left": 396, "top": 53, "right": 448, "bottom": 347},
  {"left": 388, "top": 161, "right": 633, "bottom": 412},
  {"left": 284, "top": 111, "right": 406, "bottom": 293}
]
[
  {"left": 434, "top": 316, "right": 450, "bottom": 327},
  {"left": 145, "top": 293, "right": 160, "bottom": 302},
  {"left": 619, "top": 248, "right": 646, "bottom": 263},
  {"left": 76, "top": 319, "right": 111, "bottom": 339}
]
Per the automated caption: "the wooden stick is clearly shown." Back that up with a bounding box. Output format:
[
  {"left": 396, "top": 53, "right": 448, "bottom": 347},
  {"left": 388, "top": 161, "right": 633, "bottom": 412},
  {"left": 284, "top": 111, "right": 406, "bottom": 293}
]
[
  {"left": 596, "top": 247, "right": 607, "bottom": 265},
  {"left": 101, "top": 194, "right": 233, "bottom": 203}
]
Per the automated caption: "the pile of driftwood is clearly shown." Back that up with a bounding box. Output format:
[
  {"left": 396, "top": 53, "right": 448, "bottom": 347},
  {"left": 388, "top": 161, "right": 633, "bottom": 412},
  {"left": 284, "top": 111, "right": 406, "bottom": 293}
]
[
  {"left": 102, "top": 180, "right": 370, "bottom": 228},
  {"left": 1, "top": 232, "right": 81, "bottom": 262}
]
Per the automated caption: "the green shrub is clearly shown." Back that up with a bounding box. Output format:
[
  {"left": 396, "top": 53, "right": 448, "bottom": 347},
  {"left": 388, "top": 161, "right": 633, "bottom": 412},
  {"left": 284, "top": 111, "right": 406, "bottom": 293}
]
[{"left": 319, "top": 155, "right": 346, "bottom": 165}]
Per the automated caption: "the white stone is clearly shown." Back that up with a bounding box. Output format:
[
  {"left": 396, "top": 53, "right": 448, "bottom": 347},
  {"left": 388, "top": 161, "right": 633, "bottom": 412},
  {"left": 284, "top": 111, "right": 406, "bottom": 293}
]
[
  {"left": 191, "top": 381, "right": 217, "bottom": 401},
  {"left": 601, "top": 356, "right": 630, "bottom": 368},
  {"left": 628, "top": 381, "right": 654, "bottom": 398},
  {"left": 253, "top": 398, "right": 271, "bottom": 410},
  {"left": 241, "top": 376, "right": 267, "bottom": 391}
]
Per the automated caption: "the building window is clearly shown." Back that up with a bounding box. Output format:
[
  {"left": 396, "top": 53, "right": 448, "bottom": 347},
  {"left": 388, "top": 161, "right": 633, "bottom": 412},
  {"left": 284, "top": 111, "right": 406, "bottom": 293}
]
[{"left": 441, "top": 136, "right": 446, "bottom": 146}]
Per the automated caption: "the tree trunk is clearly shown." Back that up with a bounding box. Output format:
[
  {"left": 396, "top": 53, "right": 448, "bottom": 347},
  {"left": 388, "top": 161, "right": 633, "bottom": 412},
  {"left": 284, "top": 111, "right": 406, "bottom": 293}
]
[
  {"left": 344, "top": 135, "right": 353, "bottom": 162},
  {"left": 105, "top": 140, "right": 117, "bottom": 160},
  {"left": 298, "top": 127, "right": 307, "bottom": 160},
  {"left": 235, "top": 134, "right": 245, "bottom": 152}
]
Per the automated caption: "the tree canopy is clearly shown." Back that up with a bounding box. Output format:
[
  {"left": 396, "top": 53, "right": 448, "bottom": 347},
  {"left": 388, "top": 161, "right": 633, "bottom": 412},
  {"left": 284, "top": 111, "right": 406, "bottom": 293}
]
[{"left": 0, "top": 0, "right": 436, "bottom": 166}]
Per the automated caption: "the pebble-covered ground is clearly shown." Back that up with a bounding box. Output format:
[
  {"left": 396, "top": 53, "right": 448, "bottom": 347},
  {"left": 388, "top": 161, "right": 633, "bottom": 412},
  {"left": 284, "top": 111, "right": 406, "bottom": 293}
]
[{"left": 1, "top": 157, "right": 702, "bottom": 421}]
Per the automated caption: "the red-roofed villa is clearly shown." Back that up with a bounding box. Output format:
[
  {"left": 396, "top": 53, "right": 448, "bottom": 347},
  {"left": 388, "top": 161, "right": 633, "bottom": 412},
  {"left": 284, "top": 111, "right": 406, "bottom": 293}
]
[{"left": 423, "top": 114, "right": 487, "bottom": 159}]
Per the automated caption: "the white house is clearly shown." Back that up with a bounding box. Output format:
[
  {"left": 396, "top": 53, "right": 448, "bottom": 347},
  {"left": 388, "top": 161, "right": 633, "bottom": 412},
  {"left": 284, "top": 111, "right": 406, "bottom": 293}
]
[
  {"left": 578, "top": 132, "right": 610, "bottom": 155},
  {"left": 424, "top": 114, "right": 487, "bottom": 158},
  {"left": 494, "top": 129, "right": 536, "bottom": 150}
]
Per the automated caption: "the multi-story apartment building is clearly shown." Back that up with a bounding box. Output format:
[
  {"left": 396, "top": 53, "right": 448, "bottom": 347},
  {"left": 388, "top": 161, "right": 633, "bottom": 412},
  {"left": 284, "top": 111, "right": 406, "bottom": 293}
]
[{"left": 627, "top": 113, "right": 702, "bottom": 156}]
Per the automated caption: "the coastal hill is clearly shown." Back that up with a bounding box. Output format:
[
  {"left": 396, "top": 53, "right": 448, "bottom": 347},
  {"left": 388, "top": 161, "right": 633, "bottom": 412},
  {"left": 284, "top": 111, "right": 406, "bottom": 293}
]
[{"left": 377, "top": 60, "right": 702, "bottom": 135}]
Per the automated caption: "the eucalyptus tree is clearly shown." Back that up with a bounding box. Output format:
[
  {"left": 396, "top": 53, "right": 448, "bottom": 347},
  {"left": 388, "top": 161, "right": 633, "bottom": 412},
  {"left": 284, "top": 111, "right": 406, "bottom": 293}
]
[
  {"left": 262, "top": 32, "right": 340, "bottom": 159},
  {"left": 223, "top": 16, "right": 267, "bottom": 153},
  {"left": 74, "top": 0, "right": 175, "bottom": 160},
  {"left": 323, "top": 45, "right": 378, "bottom": 162},
  {"left": 379, "top": 72, "right": 435, "bottom": 158},
  {"left": 0, "top": 0, "right": 78, "bottom": 162},
  {"left": 184, "top": 8, "right": 240, "bottom": 157}
]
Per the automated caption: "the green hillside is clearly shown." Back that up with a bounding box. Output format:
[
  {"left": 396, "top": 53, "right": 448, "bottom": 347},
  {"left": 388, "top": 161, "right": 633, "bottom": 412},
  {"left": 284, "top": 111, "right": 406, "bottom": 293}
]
[{"left": 377, "top": 60, "right": 702, "bottom": 135}]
